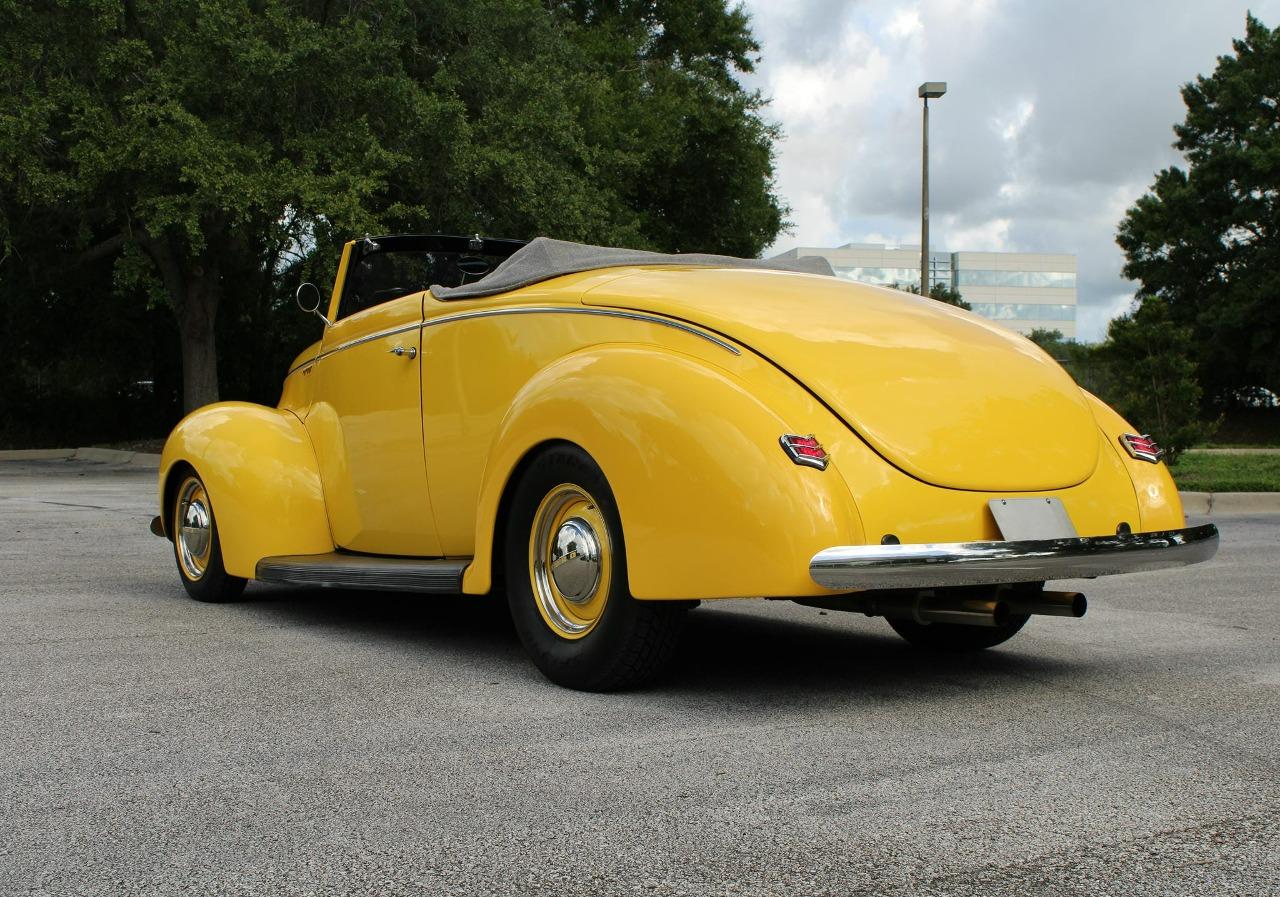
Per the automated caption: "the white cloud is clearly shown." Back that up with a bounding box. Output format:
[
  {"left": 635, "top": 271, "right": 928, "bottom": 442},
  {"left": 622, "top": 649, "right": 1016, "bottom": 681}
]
[
  {"left": 995, "top": 99, "right": 1034, "bottom": 143},
  {"left": 884, "top": 7, "right": 923, "bottom": 40},
  {"left": 741, "top": 0, "right": 1280, "bottom": 341},
  {"left": 944, "top": 215, "right": 1011, "bottom": 252},
  {"left": 1079, "top": 293, "right": 1137, "bottom": 341}
]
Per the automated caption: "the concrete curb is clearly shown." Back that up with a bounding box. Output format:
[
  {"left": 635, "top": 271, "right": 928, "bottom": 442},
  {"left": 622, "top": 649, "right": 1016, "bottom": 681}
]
[
  {"left": 1180, "top": 492, "right": 1211, "bottom": 516},
  {"left": 0, "top": 448, "right": 76, "bottom": 461},
  {"left": 70, "top": 447, "right": 138, "bottom": 464},
  {"left": 1185, "top": 491, "right": 1280, "bottom": 516},
  {"left": 0, "top": 447, "right": 160, "bottom": 468}
]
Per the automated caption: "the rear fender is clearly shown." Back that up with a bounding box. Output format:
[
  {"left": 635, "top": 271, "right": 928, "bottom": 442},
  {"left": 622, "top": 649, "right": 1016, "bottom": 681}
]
[
  {"left": 1081, "top": 391, "right": 1185, "bottom": 531},
  {"left": 159, "top": 402, "right": 333, "bottom": 578},
  {"left": 462, "top": 346, "right": 863, "bottom": 599}
]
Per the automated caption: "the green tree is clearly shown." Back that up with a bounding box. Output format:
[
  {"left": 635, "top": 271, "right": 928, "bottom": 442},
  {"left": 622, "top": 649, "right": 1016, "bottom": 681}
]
[
  {"left": 1026, "top": 328, "right": 1071, "bottom": 356},
  {"left": 896, "top": 280, "right": 972, "bottom": 309},
  {"left": 0, "top": 0, "right": 785, "bottom": 414},
  {"left": 1117, "top": 13, "right": 1280, "bottom": 402},
  {"left": 1025, "top": 328, "right": 1114, "bottom": 397},
  {"left": 1099, "top": 297, "right": 1214, "bottom": 462}
]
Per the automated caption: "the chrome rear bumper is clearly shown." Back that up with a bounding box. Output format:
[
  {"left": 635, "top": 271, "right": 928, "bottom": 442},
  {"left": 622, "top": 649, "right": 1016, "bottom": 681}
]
[{"left": 809, "top": 524, "right": 1219, "bottom": 591}]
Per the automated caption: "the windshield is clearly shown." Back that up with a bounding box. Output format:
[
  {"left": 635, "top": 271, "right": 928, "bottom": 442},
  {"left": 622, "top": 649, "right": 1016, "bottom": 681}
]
[{"left": 338, "top": 235, "right": 526, "bottom": 319}]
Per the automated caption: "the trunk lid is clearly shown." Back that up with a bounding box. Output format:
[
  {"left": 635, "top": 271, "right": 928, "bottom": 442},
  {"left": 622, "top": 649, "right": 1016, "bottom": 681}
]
[{"left": 583, "top": 267, "right": 1099, "bottom": 492}]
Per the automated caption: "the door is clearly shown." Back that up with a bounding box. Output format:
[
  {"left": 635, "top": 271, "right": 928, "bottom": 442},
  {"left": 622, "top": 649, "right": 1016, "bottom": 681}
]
[{"left": 305, "top": 289, "right": 442, "bottom": 556}]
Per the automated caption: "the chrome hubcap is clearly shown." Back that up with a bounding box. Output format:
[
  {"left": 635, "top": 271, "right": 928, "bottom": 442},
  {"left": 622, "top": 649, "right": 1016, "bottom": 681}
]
[
  {"left": 549, "top": 517, "right": 601, "bottom": 603},
  {"left": 530, "top": 485, "right": 611, "bottom": 639},
  {"left": 176, "top": 479, "right": 213, "bottom": 580}
]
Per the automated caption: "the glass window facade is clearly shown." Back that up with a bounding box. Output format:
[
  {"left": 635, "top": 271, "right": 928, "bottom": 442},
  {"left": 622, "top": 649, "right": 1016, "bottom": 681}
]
[
  {"left": 968, "top": 302, "right": 1076, "bottom": 322},
  {"left": 832, "top": 255, "right": 951, "bottom": 289},
  {"left": 832, "top": 266, "right": 920, "bottom": 286},
  {"left": 956, "top": 270, "right": 1076, "bottom": 288}
]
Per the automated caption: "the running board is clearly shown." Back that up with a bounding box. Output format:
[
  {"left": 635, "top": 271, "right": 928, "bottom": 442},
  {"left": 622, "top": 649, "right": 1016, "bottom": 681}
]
[{"left": 255, "top": 553, "right": 468, "bottom": 593}]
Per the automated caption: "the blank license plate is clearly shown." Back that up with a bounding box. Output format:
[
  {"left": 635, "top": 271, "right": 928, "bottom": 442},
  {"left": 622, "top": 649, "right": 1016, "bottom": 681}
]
[{"left": 988, "top": 497, "right": 1078, "bottom": 541}]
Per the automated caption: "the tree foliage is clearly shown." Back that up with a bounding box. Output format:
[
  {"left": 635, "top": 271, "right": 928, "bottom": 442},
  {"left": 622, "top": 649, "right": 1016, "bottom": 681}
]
[
  {"left": 1025, "top": 323, "right": 1212, "bottom": 459},
  {"left": 895, "top": 280, "right": 972, "bottom": 309},
  {"left": 1117, "top": 13, "right": 1280, "bottom": 402},
  {"left": 1025, "top": 328, "right": 1113, "bottom": 398},
  {"left": 0, "top": 0, "right": 786, "bottom": 419},
  {"left": 1098, "top": 298, "right": 1215, "bottom": 462}
]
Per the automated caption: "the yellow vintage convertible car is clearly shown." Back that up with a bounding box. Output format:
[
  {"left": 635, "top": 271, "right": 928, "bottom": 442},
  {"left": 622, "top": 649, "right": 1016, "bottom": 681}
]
[{"left": 153, "top": 234, "right": 1219, "bottom": 690}]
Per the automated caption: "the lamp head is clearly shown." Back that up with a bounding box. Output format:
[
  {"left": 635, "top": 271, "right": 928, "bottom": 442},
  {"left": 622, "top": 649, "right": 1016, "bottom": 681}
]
[{"left": 918, "top": 81, "right": 947, "bottom": 99}]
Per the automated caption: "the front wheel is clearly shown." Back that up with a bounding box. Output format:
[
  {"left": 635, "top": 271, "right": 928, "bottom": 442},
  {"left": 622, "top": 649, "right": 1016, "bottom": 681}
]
[
  {"left": 504, "top": 445, "right": 685, "bottom": 691},
  {"left": 171, "top": 470, "right": 246, "bottom": 603}
]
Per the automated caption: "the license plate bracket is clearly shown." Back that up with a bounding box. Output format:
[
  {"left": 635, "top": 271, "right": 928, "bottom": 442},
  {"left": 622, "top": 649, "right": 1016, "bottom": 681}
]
[{"left": 988, "top": 497, "right": 1078, "bottom": 541}]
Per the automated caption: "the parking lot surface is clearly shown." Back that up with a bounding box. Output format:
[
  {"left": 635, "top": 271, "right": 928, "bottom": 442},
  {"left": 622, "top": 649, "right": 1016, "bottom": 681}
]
[{"left": 1, "top": 459, "right": 1277, "bottom": 896}]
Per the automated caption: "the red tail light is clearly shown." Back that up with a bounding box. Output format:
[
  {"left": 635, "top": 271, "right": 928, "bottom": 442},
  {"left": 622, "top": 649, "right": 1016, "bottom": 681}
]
[
  {"left": 780, "top": 434, "right": 829, "bottom": 470},
  {"left": 1119, "top": 433, "right": 1164, "bottom": 463}
]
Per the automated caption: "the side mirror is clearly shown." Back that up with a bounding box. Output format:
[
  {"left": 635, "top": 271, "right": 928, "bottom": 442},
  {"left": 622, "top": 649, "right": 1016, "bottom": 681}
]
[{"left": 295, "top": 282, "right": 331, "bottom": 328}]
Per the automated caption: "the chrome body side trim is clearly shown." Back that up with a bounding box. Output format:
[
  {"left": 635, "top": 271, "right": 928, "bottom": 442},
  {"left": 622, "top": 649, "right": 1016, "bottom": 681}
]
[
  {"left": 287, "top": 305, "right": 740, "bottom": 375},
  {"left": 287, "top": 321, "right": 422, "bottom": 375},
  {"left": 418, "top": 305, "right": 741, "bottom": 354},
  {"left": 809, "top": 524, "right": 1219, "bottom": 590},
  {"left": 256, "top": 553, "right": 468, "bottom": 593}
]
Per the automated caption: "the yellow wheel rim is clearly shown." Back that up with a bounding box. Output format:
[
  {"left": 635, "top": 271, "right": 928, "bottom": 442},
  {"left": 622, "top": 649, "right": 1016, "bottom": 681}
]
[
  {"left": 175, "top": 477, "right": 214, "bottom": 582},
  {"left": 528, "top": 484, "right": 612, "bottom": 640}
]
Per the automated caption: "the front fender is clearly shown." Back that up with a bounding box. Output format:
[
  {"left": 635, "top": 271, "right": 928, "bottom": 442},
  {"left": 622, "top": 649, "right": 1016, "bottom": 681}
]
[
  {"left": 462, "top": 346, "right": 864, "bottom": 599},
  {"left": 158, "top": 402, "right": 333, "bottom": 578}
]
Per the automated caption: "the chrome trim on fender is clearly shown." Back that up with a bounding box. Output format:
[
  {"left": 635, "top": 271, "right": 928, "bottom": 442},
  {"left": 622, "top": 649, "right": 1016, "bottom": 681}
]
[
  {"left": 287, "top": 356, "right": 319, "bottom": 376},
  {"left": 809, "top": 524, "right": 1219, "bottom": 590},
  {"left": 419, "top": 306, "right": 741, "bottom": 355},
  {"left": 287, "top": 321, "right": 422, "bottom": 375},
  {"left": 287, "top": 305, "right": 740, "bottom": 376}
]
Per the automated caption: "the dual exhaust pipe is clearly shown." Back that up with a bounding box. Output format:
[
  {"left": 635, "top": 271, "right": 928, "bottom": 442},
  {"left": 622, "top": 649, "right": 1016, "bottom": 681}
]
[{"left": 798, "top": 586, "right": 1087, "bottom": 628}]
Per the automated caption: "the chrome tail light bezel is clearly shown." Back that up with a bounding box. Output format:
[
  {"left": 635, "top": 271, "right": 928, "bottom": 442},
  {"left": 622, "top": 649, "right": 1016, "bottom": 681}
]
[
  {"left": 780, "top": 434, "right": 829, "bottom": 470},
  {"left": 1119, "top": 433, "right": 1165, "bottom": 463}
]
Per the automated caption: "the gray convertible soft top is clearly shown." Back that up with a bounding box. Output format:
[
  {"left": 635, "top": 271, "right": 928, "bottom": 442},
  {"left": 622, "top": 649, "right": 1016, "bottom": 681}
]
[{"left": 429, "top": 237, "right": 834, "bottom": 301}]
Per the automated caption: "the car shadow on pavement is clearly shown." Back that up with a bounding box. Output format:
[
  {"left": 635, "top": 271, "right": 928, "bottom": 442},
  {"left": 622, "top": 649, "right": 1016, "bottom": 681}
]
[
  {"left": 229, "top": 584, "right": 1073, "bottom": 697},
  {"left": 667, "top": 603, "right": 1073, "bottom": 697},
  {"left": 236, "top": 581, "right": 521, "bottom": 643}
]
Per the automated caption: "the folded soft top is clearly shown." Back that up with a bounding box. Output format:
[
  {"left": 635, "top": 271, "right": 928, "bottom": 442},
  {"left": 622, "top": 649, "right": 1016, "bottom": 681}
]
[{"left": 429, "top": 236, "right": 834, "bottom": 300}]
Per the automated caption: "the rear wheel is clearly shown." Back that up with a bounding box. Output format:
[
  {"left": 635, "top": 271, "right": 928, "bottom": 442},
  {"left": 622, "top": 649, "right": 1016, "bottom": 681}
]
[
  {"left": 504, "top": 445, "right": 685, "bottom": 691},
  {"left": 171, "top": 471, "right": 246, "bottom": 603}
]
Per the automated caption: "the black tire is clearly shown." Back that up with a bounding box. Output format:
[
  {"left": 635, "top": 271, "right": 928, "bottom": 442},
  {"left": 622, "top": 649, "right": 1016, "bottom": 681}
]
[
  {"left": 504, "top": 444, "right": 685, "bottom": 691},
  {"left": 171, "top": 470, "right": 247, "bottom": 604}
]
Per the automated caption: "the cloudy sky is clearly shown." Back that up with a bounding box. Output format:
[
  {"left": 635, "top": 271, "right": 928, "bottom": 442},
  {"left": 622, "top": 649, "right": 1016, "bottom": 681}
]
[{"left": 738, "top": 0, "right": 1280, "bottom": 341}]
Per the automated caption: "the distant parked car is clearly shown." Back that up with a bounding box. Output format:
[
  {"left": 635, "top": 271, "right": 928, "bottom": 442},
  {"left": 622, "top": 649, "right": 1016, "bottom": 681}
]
[
  {"left": 1216, "top": 385, "right": 1280, "bottom": 409},
  {"left": 152, "top": 235, "right": 1219, "bottom": 690}
]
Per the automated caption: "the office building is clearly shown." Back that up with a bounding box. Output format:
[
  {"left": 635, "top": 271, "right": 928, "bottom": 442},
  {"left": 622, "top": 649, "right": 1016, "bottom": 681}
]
[{"left": 772, "top": 243, "right": 1078, "bottom": 338}]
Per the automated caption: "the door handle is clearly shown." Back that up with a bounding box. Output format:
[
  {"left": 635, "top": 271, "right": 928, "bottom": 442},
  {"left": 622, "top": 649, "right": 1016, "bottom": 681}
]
[{"left": 389, "top": 345, "right": 417, "bottom": 360}]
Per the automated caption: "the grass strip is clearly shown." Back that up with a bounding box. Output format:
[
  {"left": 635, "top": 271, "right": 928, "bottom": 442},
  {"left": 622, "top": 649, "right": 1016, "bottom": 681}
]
[{"left": 1171, "top": 451, "right": 1280, "bottom": 492}]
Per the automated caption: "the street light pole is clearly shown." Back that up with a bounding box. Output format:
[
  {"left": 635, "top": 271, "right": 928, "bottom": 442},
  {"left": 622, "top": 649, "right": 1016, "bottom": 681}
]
[{"left": 918, "top": 81, "right": 946, "bottom": 297}]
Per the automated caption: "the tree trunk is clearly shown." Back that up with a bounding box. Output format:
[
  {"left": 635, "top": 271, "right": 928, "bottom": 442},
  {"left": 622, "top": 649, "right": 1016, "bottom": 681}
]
[
  {"left": 142, "top": 233, "right": 222, "bottom": 413},
  {"left": 176, "top": 273, "right": 220, "bottom": 412}
]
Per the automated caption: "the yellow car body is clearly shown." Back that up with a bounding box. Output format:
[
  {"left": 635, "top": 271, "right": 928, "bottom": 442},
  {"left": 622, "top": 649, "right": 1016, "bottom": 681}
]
[{"left": 155, "top": 235, "right": 1217, "bottom": 688}]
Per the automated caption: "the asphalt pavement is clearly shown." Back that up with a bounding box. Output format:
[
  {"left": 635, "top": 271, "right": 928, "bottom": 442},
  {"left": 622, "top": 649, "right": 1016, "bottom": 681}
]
[{"left": 1, "top": 459, "right": 1277, "bottom": 897}]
